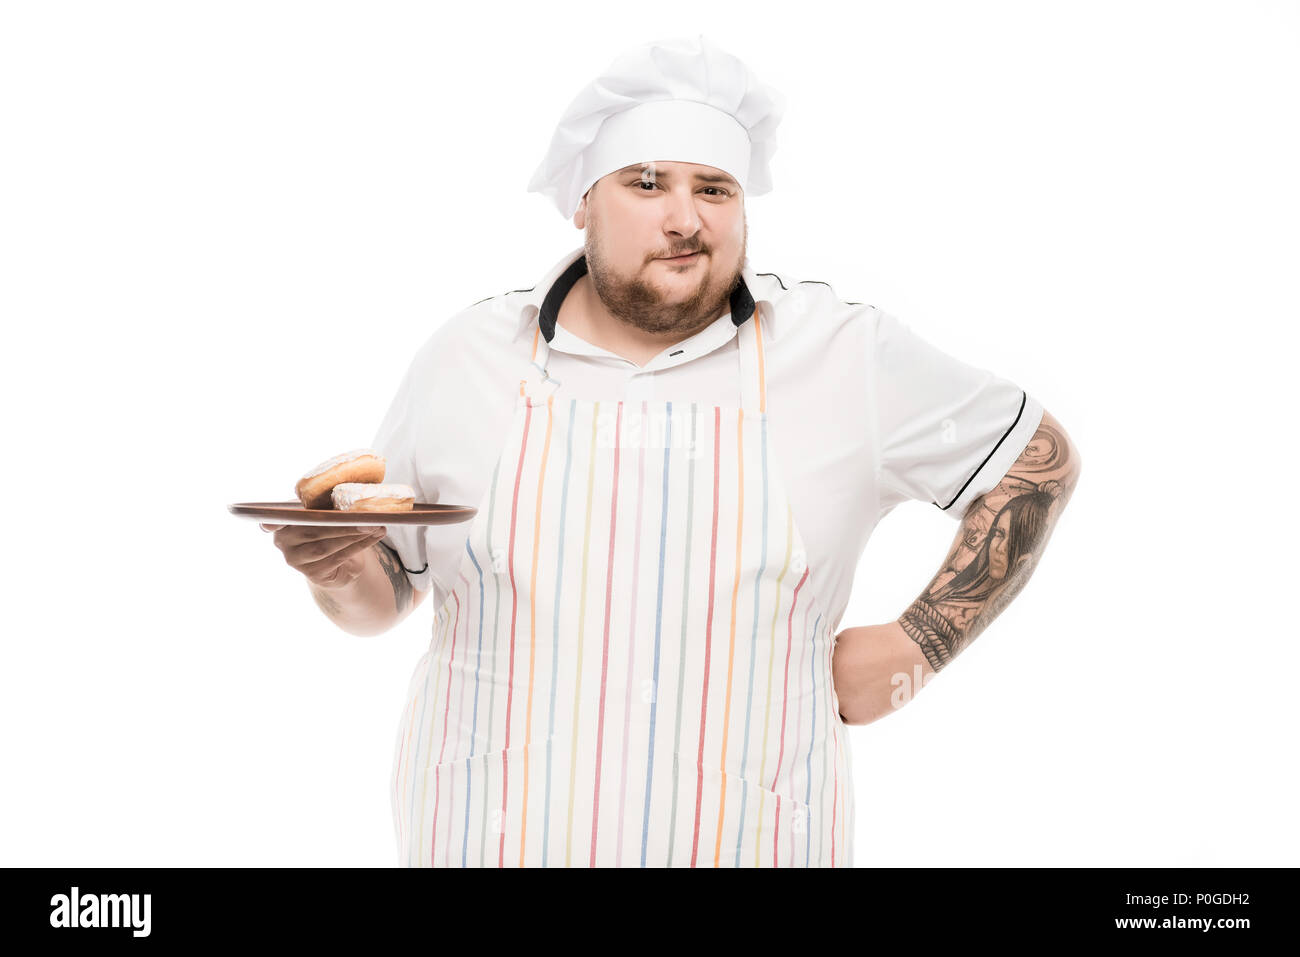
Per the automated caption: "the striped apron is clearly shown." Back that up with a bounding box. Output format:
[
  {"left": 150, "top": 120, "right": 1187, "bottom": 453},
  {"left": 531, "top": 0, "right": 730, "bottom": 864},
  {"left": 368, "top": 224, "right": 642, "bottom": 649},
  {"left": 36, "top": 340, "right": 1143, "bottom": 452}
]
[{"left": 390, "top": 306, "right": 855, "bottom": 867}]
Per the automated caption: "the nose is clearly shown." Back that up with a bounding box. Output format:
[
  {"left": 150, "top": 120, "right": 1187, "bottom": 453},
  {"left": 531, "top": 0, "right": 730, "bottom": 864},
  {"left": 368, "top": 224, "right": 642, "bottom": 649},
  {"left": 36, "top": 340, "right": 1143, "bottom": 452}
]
[{"left": 662, "top": 187, "right": 702, "bottom": 240}]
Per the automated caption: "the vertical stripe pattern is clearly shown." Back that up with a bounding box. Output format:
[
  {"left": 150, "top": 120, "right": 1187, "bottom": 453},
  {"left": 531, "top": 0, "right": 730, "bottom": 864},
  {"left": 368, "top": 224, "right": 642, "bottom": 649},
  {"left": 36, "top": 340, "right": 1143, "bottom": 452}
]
[{"left": 390, "top": 316, "right": 853, "bottom": 866}]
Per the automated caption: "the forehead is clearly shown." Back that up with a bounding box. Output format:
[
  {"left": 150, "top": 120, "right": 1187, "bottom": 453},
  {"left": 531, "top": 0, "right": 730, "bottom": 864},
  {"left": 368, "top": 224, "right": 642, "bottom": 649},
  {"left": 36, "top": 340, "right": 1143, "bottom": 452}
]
[{"left": 609, "top": 161, "right": 739, "bottom": 186}]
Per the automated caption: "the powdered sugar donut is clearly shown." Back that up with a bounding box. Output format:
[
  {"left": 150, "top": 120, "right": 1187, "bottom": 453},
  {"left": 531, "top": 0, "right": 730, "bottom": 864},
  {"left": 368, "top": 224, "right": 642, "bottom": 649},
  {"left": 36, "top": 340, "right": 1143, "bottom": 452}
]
[
  {"left": 295, "top": 449, "right": 385, "bottom": 509},
  {"left": 331, "top": 482, "right": 415, "bottom": 512}
]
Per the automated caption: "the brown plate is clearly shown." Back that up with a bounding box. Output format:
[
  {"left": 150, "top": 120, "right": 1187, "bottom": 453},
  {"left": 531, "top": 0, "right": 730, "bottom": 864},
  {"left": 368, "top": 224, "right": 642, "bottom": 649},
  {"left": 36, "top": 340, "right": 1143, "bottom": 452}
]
[{"left": 228, "top": 501, "right": 476, "bottom": 527}]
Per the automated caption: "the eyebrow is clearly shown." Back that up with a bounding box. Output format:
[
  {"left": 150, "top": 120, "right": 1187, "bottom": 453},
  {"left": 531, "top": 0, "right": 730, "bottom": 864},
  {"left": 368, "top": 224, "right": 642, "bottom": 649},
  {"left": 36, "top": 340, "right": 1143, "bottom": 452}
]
[{"left": 617, "top": 164, "right": 739, "bottom": 187}]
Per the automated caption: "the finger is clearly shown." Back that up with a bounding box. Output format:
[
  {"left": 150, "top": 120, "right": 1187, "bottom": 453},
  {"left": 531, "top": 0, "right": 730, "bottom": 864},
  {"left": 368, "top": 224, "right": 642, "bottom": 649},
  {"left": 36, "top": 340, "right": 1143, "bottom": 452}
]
[
  {"left": 260, "top": 523, "right": 286, "bottom": 533},
  {"left": 288, "top": 529, "right": 386, "bottom": 567},
  {"left": 276, "top": 524, "right": 386, "bottom": 547},
  {"left": 299, "top": 534, "right": 386, "bottom": 581},
  {"left": 286, "top": 528, "right": 385, "bottom": 565},
  {"left": 316, "top": 565, "right": 358, "bottom": 588}
]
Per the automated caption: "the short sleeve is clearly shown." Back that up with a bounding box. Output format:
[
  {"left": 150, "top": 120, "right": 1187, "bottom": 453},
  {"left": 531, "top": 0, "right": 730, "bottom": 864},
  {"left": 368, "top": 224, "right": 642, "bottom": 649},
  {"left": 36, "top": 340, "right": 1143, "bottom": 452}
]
[
  {"left": 369, "top": 359, "right": 437, "bottom": 594},
  {"left": 870, "top": 307, "right": 1044, "bottom": 516}
]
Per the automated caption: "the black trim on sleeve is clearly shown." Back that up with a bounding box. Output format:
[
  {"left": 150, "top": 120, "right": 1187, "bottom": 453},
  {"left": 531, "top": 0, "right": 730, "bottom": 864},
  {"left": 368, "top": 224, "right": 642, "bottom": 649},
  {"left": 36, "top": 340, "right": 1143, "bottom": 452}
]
[
  {"left": 378, "top": 538, "right": 428, "bottom": 576},
  {"left": 934, "top": 390, "right": 1028, "bottom": 511},
  {"left": 467, "top": 285, "right": 538, "bottom": 310},
  {"left": 754, "top": 272, "right": 867, "bottom": 305}
]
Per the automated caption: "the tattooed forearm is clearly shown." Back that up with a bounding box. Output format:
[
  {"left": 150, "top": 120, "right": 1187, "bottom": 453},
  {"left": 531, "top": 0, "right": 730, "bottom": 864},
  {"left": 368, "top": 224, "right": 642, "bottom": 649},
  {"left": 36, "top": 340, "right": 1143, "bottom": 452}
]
[
  {"left": 899, "top": 412, "right": 1081, "bottom": 672},
  {"left": 375, "top": 541, "right": 414, "bottom": 613},
  {"left": 309, "top": 583, "right": 343, "bottom": 619}
]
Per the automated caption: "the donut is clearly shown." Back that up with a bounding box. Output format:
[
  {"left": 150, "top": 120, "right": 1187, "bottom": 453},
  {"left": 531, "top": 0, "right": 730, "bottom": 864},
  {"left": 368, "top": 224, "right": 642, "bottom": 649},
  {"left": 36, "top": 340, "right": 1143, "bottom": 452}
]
[
  {"left": 331, "top": 482, "right": 415, "bottom": 512},
  {"left": 295, "top": 449, "right": 385, "bottom": 509}
]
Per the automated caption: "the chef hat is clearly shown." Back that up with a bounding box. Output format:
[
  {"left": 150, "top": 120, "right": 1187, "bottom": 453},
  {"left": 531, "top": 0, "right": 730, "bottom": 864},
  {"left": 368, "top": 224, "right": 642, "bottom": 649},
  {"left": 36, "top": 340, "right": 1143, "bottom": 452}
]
[{"left": 527, "top": 35, "right": 786, "bottom": 220}]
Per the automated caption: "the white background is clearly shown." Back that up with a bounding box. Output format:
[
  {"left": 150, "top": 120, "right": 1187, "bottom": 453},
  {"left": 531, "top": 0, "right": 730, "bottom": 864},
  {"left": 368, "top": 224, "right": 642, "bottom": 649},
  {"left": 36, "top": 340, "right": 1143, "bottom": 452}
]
[{"left": 2, "top": 0, "right": 1295, "bottom": 867}]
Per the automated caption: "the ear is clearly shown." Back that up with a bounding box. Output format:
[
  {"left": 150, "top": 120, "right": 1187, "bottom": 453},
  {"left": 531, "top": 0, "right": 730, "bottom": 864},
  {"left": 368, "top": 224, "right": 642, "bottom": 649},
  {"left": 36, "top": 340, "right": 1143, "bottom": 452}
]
[{"left": 573, "top": 191, "right": 588, "bottom": 229}]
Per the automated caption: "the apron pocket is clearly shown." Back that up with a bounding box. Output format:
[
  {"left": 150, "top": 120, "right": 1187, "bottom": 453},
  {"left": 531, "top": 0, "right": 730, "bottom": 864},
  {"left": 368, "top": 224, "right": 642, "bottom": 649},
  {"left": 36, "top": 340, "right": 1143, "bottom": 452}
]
[
  {"left": 667, "top": 755, "right": 819, "bottom": 868},
  {"left": 400, "top": 734, "right": 557, "bottom": 867}
]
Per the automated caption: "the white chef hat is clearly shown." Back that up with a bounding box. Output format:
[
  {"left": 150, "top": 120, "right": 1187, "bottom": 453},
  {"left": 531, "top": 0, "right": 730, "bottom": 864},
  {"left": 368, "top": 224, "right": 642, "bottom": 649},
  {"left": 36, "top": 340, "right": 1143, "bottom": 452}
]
[{"left": 527, "top": 35, "right": 786, "bottom": 220}]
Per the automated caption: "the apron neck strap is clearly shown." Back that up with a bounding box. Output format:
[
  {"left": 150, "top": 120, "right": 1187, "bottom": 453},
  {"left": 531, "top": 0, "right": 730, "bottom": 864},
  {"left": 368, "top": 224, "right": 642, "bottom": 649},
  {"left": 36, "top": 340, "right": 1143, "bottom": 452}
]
[
  {"left": 736, "top": 303, "right": 767, "bottom": 416},
  {"left": 520, "top": 323, "right": 558, "bottom": 405}
]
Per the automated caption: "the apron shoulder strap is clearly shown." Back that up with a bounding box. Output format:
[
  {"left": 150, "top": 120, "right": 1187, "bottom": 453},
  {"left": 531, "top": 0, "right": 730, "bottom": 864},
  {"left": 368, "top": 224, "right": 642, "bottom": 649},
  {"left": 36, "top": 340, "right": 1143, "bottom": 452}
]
[
  {"left": 520, "top": 323, "right": 560, "bottom": 404},
  {"left": 736, "top": 303, "right": 768, "bottom": 416}
]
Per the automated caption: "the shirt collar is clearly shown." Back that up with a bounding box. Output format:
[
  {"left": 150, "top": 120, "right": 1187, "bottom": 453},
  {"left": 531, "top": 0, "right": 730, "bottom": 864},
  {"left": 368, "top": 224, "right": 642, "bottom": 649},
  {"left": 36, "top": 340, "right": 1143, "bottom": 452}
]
[{"left": 510, "top": 246, "right": 773, "bottom": 344}]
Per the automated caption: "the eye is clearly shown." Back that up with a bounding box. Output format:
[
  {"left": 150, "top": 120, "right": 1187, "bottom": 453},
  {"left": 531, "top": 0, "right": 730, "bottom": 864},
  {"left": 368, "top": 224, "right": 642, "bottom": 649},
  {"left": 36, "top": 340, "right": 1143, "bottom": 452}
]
[{"left": 630, "top": 181, "right": 732, "bottom": 196}]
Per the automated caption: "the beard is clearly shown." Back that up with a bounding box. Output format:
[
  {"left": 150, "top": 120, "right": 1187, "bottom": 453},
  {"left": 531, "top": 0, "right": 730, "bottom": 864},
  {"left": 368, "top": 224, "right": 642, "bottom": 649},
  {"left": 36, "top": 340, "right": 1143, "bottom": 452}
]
[{"left": 583, "top": 215, "right": 747, "bottom": 337}]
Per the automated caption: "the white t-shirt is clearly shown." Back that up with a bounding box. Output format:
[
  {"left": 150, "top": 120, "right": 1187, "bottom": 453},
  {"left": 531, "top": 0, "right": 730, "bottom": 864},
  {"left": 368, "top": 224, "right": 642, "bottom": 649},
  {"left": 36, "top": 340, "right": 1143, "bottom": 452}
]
[{"left": 371, "top": 245, "right": 1044, "bottom": 633}]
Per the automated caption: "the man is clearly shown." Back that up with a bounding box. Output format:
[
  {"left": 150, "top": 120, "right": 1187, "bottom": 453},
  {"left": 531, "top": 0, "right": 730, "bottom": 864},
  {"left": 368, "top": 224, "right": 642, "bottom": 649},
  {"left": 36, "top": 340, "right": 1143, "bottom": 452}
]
[{"left": 264, "top": 36, "right": 1081, "bottom": 867}]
